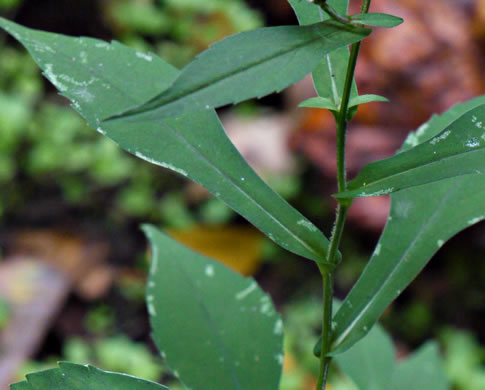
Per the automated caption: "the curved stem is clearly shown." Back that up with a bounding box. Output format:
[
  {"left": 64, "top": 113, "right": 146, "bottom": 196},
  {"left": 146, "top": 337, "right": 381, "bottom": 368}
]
[
  {"left": 314, "top": 1, "right": 351, "bottom": 25},
  {"left": 316, "top": 1, "right": 372, "bottom": 389}
]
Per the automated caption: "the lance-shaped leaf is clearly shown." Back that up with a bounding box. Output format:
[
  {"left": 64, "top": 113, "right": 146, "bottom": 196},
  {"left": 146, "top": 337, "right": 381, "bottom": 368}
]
[
  {"left": 288, "top": 0, "right": 358, "bottom": 112},
  {"left": 350, "top": 13, "right": 404, "bottom": 28},
  {"left": 106, "top": 20, "right": 370, "bottom": 121},
  {"left": 143, "top": 225, "right": 284, "bottom": 390},
  {"left": 11, "top": 362, "right": 168, "bottom": 390},
  {"left": 299, "top": 94, "right": 388, "bottom": 111},
  {"left": 335, "top": 101, "right": 485, "bottom": 199},
  {"left": 331, "top": 97, "right": 485, "bottom": 354},
  {"left": 0, "top": 17, "right": 336, "bottom": 264}
]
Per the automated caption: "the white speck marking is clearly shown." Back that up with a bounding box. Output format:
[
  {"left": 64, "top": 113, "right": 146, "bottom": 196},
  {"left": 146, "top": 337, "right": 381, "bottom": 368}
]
[
  {"left": 273, "top": 319, "right": 283, "bottom": 335},
  {"left": 430, "top": 130, "right": 451, "bottom": 145},
  {"left": 235, "top": 282, "right": 257, "bottom": 300},
  {"left": 466, "top": 137, "right": 480, "bottom": 148},
  {"left": 468, "top": 216, "right": 484, "bottom": 225},
  {"left": 375, "top": 243, "right": 381, "bottom": 256},
  {"left": 297, "top": 219, "right": 317, "bottom": 232},
  {"left": 359, "top": 187, "right": 394, "bottom": 197},
  {"left": 43, "top": 64, "right": 68, "bottom": 91},
  {"left": 205, "top": 265, "right": 215, "bottom": 277},
  {"left": 71, "top": 87, "right": 95, "bottom": 103},
  {"left": 275, "top": 354, "right": 284, "bottom": 365},
  {"left": 437, "top": 239, "right": 444, "bottom": 248},
  {"left": 136, "top": 51, "right": 153, "bottom": 62}
]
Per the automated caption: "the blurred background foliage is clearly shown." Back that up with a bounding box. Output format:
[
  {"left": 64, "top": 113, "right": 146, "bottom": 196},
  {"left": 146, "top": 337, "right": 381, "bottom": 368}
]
[{"left": 0, "top": 0, "right": 484, "bottom": 389}]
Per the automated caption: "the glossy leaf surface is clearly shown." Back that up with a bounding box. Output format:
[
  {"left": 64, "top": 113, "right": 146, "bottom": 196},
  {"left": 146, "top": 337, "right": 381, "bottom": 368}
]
[
  {"left": 290, "top": 0, "right": 359, "bottom": 111},
  {"left": 108, "top": 21, "right": 370, "bottom": 121},
  {"left": 336, "top": 102, "right": 485, "bottom": 199},
  {"left": 332, "top": 97, "right": 485, "bottom": 353},
  {"left": 144, "top": 225, "right": 283, "bottom": 390},
  {"left": 11, "top": 362, "right": 168, "bottom": 390},
  {"left": 350, "top": 13, "right": 404, "bottom": 28},
  {"left": 0, "top": 17, "right": 336, "bottom": 264}
]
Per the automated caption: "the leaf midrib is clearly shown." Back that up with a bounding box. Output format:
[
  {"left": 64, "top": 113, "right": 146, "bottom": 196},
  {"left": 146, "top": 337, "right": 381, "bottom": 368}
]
[
  {"left": 159, "top": 118, "right": 327, "bottom": 263},
  {"left": 156, "top": 256, "right": 244, "bottom": 390},
  {"left": 347, "top": 146, "right": 485, "bottom": 194},
  {"left": 28, "top": 26, "right": 328, "bottom": 263},
  {"left": 116, "top": 26, "right": 351, "bottom": 119}
]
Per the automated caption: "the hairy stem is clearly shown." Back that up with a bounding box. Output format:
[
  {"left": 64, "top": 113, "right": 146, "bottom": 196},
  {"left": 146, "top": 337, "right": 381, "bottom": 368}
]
[{"left": 316, "top": 1, "right": 372, "bottom": 389}]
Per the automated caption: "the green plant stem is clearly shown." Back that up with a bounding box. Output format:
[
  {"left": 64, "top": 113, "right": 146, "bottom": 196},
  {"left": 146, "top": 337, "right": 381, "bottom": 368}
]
[
  {"left": 314, "top": 1, "right": 350, "bottom": 25},
  {"left": 316, "top": 1, "right": 372, "bottom": 388},
  {"left": 316, "top": 268, "right": 333, "bottom": 390}
]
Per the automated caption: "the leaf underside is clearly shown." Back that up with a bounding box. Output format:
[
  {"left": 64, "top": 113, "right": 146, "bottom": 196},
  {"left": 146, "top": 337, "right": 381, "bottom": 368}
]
[
  {"left": 331, "top": 97, "right": 485, "bottom": 353},
  {"left": 0, "top": 17, "right": 337, "bottom": 264},
  {"left": 144, "top": 225, "right": 283, "bottom": 390},
  {"left": 11, "top": 362, "right": 168, "bottom": 390},
  {"left": 107, "top": 20, "right": 370, "bottom": 121}
]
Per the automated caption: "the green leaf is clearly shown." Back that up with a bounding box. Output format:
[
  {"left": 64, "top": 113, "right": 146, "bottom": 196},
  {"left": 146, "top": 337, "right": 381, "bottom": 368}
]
[
  {"left": 0, "top": 17, "right": 336, "bottom": 264},
  {"left": 107, "top": 20, "right": 370, "bottom": 121},
  {"left": 391, "top": 343, "right": 450, "bottom": 390},
  {"left": 335, "top": 100, "right": 485, "bottom": 199},
  {"left": 299, "top": 94, "right": 386, "bottom": 114},
  {"left": 11, "top": 362, "right": 168, "bottom": 390},
  {"left": 350, "top": 13, "right": 404, "bottom": 28},
  {"left": 288, "top": 0, "right": 346, "bottom": 25},
  {"left": 334, "top": 325, "right": 395, "bottom": 390},
  {"left": 299, "top": 96, "right": 338, "bottom": 111},
  {"left": 143, "top": 225, "right": 284, "bottom": 390},
  {"left": 288, "top": 0, "right": 359, "bottom": 113},
  {"left": 331, "top": 97, "right": 485, "bottom": 354},
  {"left": 334, "top": 325, "right": 450, "bottom": 390},
  {"left": 348, "top": 94, "right": 389, "bottom": 107}
]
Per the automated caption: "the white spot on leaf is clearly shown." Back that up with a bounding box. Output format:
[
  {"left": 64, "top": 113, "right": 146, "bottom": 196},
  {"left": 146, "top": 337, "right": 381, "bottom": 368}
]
[
  {"left": 359, "top": 187, "right": 394, "bottom": 197},
  {"left": 375, "top": 243, "right": 381, "bottom": 256},
  {"left": 273, "top": 319, "right": 283, "bottom": 335},
  {"left": 205, "top": 265, "right": 215, "bottom": 277},
  {"left": 466, "top": 137, "right": 480, "bottom": 148},
  {"left": 468, "top": 216, "right": 484, "bottom": 225},
  {"left": 297, "top": 219, "right": 317, "bottom": 232},
  {"left": 43, "top": 64, "right": 68, "bottom": 92},
  {"left": 136, "top": 51, "right": 153, "bottom": 62},
  {"left": 275, "top": 354, "right": 284, "bottom": 365},
  {"left": 235, "top": 282, "right": 257, "bottom": 300},
  {"left": 429, "top": 130, "right": 451, "bottom": 145}
]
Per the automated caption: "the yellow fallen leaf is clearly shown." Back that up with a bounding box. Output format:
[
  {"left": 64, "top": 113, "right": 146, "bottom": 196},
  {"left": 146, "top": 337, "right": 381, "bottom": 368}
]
[{"left": 166, "top": 225, "right": 264, "bottom": 276}]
